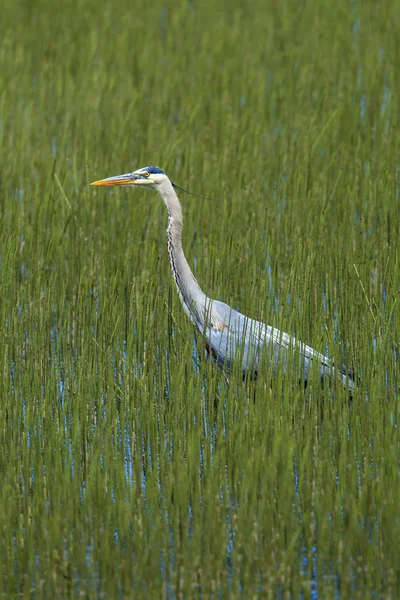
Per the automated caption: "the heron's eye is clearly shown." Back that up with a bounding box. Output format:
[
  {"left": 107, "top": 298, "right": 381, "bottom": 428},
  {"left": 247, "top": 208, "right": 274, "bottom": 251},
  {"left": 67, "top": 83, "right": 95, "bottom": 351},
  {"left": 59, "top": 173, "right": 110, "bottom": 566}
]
[{"left": 144, "top": 172, "right": 150, "bottom": 178}]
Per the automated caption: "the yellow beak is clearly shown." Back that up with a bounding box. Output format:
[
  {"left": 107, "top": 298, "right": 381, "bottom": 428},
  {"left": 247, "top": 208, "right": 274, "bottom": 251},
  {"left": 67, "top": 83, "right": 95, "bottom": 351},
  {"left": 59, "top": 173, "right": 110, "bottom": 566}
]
[{"left": 90, "top": 173, "right": 136, "bottom": 186}]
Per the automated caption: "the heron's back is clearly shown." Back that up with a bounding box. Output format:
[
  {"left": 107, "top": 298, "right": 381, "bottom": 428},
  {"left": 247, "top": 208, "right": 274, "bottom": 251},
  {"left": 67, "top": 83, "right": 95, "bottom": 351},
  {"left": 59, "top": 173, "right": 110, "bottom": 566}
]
[{"left": 204, "top": 299, "right": 352, "bottom": 390}]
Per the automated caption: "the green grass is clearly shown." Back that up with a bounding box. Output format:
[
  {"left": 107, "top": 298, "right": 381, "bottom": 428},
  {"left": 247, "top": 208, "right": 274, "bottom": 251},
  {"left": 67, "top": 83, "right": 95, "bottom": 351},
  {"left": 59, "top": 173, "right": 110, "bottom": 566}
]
[{"left": 1, "top": 0, "right": 399, "bottom": 597}]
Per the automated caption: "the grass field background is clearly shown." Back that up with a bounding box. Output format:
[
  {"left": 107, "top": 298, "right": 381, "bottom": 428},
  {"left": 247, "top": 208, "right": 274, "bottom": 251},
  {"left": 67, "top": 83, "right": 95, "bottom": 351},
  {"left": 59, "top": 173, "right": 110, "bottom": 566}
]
[{"left": 1, "top": 0, "right": 399, "bottom": 597}]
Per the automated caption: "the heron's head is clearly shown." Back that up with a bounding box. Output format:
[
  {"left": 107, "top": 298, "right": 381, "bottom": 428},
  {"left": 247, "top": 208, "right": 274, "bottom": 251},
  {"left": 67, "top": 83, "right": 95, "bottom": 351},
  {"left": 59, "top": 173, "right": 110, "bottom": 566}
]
[{"left": 91, "top": 166, "right": 167, "bottom": 189}]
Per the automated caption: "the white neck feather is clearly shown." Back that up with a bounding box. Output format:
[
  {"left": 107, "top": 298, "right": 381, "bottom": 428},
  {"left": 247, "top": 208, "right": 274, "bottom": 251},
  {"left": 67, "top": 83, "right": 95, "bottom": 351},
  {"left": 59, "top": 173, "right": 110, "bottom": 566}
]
[{"left": 155, "top": 179, "right": 207, "bottom": 330}]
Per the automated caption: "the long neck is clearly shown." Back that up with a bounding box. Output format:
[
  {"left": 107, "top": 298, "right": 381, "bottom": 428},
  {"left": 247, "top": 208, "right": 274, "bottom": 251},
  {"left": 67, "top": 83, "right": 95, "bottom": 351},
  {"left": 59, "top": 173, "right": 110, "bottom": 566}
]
[{"left": 156, "top": 179, "right": 207, "bottom": 331}]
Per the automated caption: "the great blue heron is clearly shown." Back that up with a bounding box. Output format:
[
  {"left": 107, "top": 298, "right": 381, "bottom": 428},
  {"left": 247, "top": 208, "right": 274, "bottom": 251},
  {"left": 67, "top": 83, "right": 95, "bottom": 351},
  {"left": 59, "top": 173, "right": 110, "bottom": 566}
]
[{"left": 91, "top": 166, "right": 353, "bottom": 392}]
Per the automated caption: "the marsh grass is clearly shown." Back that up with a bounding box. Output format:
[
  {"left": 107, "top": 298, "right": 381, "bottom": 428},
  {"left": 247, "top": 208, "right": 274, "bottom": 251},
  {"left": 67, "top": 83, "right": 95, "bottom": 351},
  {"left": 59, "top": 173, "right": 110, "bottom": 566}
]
[{"left": 1, "top": 0, "right": 399, "bottom": 597}]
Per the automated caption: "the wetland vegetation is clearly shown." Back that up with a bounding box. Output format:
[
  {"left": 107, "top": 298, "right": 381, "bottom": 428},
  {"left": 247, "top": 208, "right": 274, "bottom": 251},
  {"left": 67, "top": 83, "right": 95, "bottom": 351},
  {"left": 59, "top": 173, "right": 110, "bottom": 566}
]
[{"left": 1, "top": 0, "right": 399, "bottom": 597}]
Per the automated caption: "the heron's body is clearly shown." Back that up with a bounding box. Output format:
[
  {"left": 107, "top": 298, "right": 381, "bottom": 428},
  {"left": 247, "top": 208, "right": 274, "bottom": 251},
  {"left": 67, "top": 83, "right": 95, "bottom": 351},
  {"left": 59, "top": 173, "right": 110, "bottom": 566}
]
[{"left": 91, "top": 166, "right": 353, "bottom": 391}]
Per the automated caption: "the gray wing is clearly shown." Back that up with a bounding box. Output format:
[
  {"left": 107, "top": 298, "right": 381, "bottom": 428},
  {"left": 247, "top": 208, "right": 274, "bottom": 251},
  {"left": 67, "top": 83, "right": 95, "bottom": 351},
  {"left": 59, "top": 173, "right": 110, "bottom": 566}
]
[{"left": 204, "top": 299, "right": 352, "bottom": 390}]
